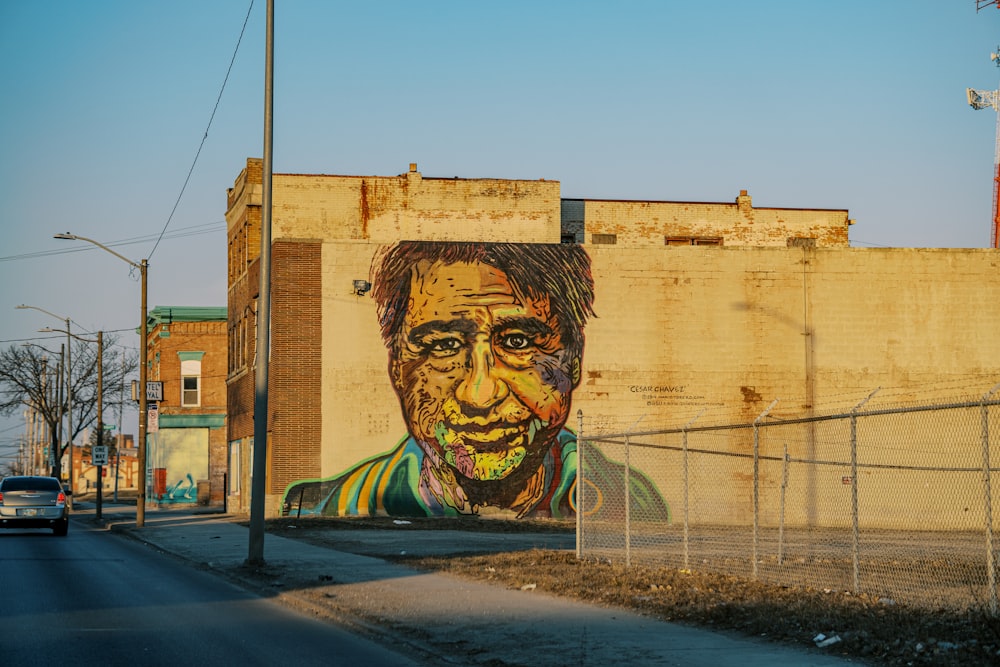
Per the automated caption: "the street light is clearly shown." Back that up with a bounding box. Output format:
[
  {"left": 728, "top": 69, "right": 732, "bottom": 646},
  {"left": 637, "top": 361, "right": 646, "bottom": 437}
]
[
  {"left": 54, "top": 232, "right": 149, "bottom": 527},
  {"left": 17, "top": 305, "right": 74, "bottom": 504},
  {"left": 42, "top": 328, "right": 103, "bottom": 520}
]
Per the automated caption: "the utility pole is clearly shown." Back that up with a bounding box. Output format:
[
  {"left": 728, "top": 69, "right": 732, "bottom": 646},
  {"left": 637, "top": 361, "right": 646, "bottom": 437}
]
[
  {"left": 967, "top": 49, "right": 1000, "bottom": 248},
  {"left": 248, "top": 0, "right": 274, "bottom": 567},
  {"left": 115, "top": 349, "right": 125, "bottom": 503},
  {"left": 95, "top": 331, "right": 104, "bottom": 521},
  {"left": 138, "top": 259, "right": 148, "bottom": 526},
  {"left": 66, "top": 317, "right": 73, "bottom": 504},
  {"left": 41, "top": 357, "right": 49, "bottom": 472}
]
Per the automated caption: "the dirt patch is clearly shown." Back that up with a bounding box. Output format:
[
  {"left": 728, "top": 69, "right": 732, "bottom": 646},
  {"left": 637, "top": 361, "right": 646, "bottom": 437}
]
[{"left": 264, "top": 517, "right": 1000, "bottom": 666}]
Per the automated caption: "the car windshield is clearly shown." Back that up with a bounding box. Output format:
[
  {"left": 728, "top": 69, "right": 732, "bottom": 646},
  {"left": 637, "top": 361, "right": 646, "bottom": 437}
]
[{"left": 1, "top": 477, "right": 61, "bottom": 492}]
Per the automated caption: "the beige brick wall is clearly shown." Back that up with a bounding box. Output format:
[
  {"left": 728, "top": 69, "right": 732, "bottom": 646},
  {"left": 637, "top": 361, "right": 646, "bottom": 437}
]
[
  {"left": 270, "top": 166, "right": 562, "bottom": 244},
  {"left": 225, "top": 159, "right": 999, "bottom": 519},
  {"left": 314, "top": 242, "right": 1000, "bottom": 462},
  {"left": 576, "top": 246, "right": 1000, "bottom": 529},
  {"left": 578, "top": 246, "right": 1000, "bottom": 423},
  {"left": 320, "top": 240, "right": 405, "bottom": 475},
  {"left": 578, "top": 193, "right": 851, "bottom": 248},
  {"left": 310, "top": 242, "right": 1000, "bottom": 526}
]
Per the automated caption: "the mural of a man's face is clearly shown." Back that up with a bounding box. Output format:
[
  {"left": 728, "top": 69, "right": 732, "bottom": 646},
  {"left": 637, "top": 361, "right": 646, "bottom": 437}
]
[{"left": 389, "top": 259, "right": 581, "bottom": 483}]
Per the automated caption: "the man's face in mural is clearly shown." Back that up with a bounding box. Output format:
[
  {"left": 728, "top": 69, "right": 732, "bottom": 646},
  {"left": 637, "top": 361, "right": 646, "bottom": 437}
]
[{"left": 390, "top": 259, "right": 580, "bottom": 483}]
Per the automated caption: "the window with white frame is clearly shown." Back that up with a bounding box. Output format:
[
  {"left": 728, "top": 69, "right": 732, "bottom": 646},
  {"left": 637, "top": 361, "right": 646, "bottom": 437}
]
[{"left": 179, "top": 354, "right": 204, "bottom": 407}]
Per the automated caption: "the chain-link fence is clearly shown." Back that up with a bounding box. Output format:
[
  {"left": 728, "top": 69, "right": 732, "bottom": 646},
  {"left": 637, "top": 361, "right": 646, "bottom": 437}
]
[{"left": 577, "top": 386, "right": 1000, "bottom": 612}]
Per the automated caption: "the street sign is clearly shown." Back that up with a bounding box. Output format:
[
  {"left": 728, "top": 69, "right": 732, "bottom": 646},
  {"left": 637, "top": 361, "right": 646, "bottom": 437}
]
[
  {"left": 148, "top": 403, "right": 159, "bottom": 433},
  {"left": 92, "top": 445, "right": 109, "bottom": 466},
  {"left": 103, "top": 423, "right": 116, "bottom": 430},
  {"left": 146, "top": 381, "right": 164, "bottom": 402}
]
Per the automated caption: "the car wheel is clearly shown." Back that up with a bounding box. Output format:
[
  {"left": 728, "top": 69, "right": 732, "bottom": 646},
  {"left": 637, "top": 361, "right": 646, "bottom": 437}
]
[{"left": 53, "top": 521, "right": 68, "bottom": 537}]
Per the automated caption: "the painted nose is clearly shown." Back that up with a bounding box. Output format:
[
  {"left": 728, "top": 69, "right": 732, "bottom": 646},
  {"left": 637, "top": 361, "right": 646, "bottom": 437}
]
[{"left": 455, "top": 338, "right": 508, "bottom": 408}]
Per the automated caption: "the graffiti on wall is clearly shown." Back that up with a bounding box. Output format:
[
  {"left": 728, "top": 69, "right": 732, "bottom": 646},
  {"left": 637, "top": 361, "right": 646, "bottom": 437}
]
[
  {"left": 150, "top": 428, "right": 208, "bottom": 505},
  {"left": 282, "top": 241, "right": 669, "bottom": 520}
]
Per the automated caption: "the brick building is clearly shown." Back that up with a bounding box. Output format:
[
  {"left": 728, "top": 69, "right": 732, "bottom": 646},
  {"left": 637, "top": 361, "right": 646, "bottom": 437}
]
[
  {"left": 71, "top": 433, "right": 136, "bottom": 497},
  {"left": 145, "top": 306, "right": 227, "bottom": 507},
  {"left": 224, "top": 158, "right": 1000, "bottom": 518}
]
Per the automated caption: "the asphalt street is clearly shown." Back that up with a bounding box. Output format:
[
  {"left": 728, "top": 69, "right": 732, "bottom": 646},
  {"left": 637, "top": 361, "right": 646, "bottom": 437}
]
[
  {"left": 69, "top": 501, "right": 861, "bottom": 667},
  {"left": 0, "top": 512, "right": 421, "bottom": 666}
]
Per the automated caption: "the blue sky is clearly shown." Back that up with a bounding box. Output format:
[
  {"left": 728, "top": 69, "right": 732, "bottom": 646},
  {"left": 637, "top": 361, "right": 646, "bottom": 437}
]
[{"left": 0, "top": 1, "right": 998, "bottom": 463}]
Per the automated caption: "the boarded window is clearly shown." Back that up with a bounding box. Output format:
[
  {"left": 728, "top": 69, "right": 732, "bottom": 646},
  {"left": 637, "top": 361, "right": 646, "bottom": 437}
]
[
  {"left": 665, "top": 236, "right": 723, "bottom": 246},
  {"left": 591, "top": 233, "right": 617, "bottom": 245},
  {"left": 787, "top": 237, "right": 817, "bottom": 248}
]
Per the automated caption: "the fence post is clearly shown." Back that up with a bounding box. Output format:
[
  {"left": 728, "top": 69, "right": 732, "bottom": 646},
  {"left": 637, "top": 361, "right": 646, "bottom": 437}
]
[
  {"left": 752, "top": 399, "right": 778, "bottom": 579},
  {"left": 682, "top": 427, "right": 690, "bottom": 569},
  {"left": 982, "top": 383, "right": 1000, "bottom": 615},
  {"left": 682, "top": 410, "right": 704, "bottom": 570},
  {"left": 779, "top": 444, "right": 788, "bottom": 565},
  {"left": 624, "top": 433, "right": 631, "bottom": 567},
  {"left": 576, "top": 409, "right": 584, "bottom": 560},
  {"left": 850, "top": 388, "right": 880, "bottom": 595},
  {"left": 621, "top": 415, "right": 645, "bottom": 569}
]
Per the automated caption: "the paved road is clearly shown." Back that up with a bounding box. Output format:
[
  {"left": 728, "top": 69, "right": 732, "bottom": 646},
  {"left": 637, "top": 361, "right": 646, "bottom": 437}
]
[
  {"left": 71, "top": 503, "right": 862, "bottom": 666},
  {"left": 0, "top": 521, "right": 420, "bottom": 666}
]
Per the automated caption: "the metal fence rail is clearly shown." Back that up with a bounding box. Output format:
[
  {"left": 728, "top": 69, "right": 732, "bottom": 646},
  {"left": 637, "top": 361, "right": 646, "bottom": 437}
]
[{"left": 577, "top": 385, "right": 1000, "bottom": 612}]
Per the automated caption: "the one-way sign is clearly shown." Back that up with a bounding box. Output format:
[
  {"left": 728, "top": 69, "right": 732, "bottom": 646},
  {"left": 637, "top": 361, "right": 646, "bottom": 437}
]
[{"left": 92, "top": 445, "right": 109, "bottom": 466}]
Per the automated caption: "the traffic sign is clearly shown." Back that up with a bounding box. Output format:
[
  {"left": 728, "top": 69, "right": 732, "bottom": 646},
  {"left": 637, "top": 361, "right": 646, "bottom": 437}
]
[
  {"left": 148, "top": 403, "right": 159, "bottom": 433},
  {"left": 92, "top": 445, "right": 109, "bottom": 466}
]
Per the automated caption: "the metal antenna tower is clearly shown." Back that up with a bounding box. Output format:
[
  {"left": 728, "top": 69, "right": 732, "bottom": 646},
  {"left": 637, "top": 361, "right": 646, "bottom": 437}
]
[{"left": 967, "top": 48, "right": 1000, "bottom": 248}]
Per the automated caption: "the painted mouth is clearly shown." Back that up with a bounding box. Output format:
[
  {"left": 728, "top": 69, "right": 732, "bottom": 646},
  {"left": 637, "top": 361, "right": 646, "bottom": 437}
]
[
  {"left": 436, "top": 416, "right": 547, "bottom": 453},
  {"left": 433, "top": 425, "right": 529, "bottom": 481},
  {"left": 452, "top": 425, "right": 524, "bottom": 448}
]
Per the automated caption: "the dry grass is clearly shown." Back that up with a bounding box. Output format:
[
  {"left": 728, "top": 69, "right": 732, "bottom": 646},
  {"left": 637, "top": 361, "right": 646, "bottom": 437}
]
[{"left": 267, "top": 517, "right": 1000, "bottom": 666}]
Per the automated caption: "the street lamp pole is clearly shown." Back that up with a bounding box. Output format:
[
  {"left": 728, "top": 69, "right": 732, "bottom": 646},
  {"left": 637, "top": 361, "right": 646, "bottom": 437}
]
[
  {"left": 54, "top": 233, "right": 149, "bottom": 528},
  {"left": 139, "top": 257, "right": 147, "bottom": 527},
  {"left": 17, "top": 305, "right": 74, "bottom": 506},
  {"left": 248, "top": 0, "right": 275, "bottom": 566}
]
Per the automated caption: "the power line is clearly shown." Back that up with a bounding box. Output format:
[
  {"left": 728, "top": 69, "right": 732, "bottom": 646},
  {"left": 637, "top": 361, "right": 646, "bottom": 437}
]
[
  {"left": 2, "top": 3, "right": 254, "bottom": 268},
  {"left": 148, "top": 0, "right": 255, "bottom": 262},
  {"left": 0, "top": 329, "right": 138, "bottom": 346},
  {"left": 0, "top": 221, "right": 225, "bottom": 264}
]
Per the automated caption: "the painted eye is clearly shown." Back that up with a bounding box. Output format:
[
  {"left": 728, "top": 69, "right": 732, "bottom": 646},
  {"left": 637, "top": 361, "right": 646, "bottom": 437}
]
[
  {"left": 426, "top": 337, "right": 462, "bottom": 355},
  {"left": 500, "top": 333, "right": 531, "bottom": 351}
]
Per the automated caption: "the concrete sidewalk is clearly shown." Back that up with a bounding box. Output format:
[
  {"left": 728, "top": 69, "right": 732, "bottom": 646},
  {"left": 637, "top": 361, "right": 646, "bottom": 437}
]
[{"left": 73, "top": 502, "right": 861, "bottom": 667}]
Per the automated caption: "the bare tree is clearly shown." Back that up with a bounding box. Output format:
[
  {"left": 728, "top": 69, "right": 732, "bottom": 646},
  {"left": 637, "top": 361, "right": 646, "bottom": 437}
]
[
  {"left": 0, "top": 445, "right": 23, "bottom": 476},
  {"left": 0, "top": 335, "right": 139, "bottom": 480}
]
